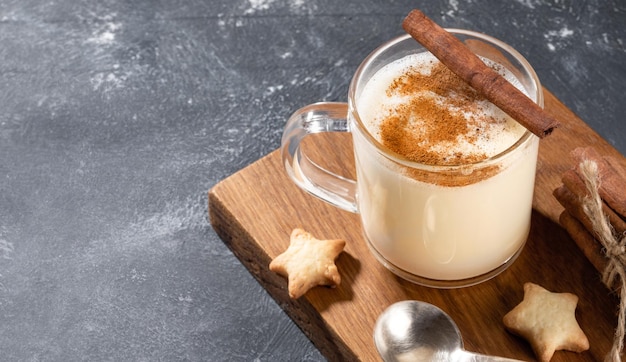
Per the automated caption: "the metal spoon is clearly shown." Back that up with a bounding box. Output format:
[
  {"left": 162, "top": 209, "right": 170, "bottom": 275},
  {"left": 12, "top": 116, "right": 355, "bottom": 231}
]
[{"left": 374, "top": 300, "right": 523, "bottom": 361}]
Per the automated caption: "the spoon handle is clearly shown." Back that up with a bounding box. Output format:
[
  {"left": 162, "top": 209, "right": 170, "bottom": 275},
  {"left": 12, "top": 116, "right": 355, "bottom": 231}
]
[{"left": 460, "top": 350, "right": 525, "bottom": 361}]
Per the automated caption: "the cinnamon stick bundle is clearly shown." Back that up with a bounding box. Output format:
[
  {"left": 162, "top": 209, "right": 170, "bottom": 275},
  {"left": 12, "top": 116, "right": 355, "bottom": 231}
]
[
  {"left": 402, "top": 9, "right": 560, "bottom": 138},
  {"left": 554, "top": 147, "right": 626, "bottom": 279}
]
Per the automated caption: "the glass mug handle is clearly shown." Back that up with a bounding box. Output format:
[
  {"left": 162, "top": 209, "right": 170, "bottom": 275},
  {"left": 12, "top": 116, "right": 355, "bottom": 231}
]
[{"left": 280, "top": 102, "right": 358, "bottom": 213}]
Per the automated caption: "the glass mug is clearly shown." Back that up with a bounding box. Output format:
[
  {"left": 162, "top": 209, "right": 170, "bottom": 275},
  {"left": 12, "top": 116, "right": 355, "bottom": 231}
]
[{"left": 281, "top": 31, "right": 542, "bottom": 288}]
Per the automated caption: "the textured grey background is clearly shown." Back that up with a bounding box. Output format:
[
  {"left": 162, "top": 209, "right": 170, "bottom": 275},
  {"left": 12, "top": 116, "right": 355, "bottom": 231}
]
[{"left": 0, "top": 0, "right": 624, "bottom": 361}]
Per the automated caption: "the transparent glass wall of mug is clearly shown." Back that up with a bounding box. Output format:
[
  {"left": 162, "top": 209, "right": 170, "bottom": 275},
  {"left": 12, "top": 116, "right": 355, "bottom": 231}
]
[{"left": 281, "top": 31, "right": 543, "bottom": 288}]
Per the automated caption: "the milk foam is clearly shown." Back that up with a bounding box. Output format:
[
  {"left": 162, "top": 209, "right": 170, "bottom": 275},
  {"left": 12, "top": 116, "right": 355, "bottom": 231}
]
[{"left": 358, "top": 52, "right": 529, "bottom": 163}]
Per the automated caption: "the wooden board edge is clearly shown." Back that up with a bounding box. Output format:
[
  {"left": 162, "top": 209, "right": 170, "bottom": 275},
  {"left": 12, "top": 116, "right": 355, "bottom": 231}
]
[{"left": 207, "top": 183, "right": 359, "bottom": 361}]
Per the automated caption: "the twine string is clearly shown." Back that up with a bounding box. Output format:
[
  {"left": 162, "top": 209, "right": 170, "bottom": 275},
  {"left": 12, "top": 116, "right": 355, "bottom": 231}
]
[{"left": 579, "top": 159, "right": 626, "bottom": 362}]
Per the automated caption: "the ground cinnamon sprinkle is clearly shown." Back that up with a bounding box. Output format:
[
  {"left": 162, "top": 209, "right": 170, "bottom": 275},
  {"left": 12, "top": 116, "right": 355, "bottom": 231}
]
[{"left": 380, "top": 61, "right": 498, "bottom": 166}]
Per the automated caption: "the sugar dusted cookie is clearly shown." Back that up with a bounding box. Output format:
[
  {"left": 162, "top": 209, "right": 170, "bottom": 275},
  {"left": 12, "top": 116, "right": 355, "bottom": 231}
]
[
  {"left": 269, "top": 228, "right": 346, "bottom": 299},
  {"left": 503, "top": 282, "right": 589, "bottom": 362}
]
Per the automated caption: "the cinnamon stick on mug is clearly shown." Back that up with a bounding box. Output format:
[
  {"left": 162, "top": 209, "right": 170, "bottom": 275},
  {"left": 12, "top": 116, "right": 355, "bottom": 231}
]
[{"left": 402, "top": 9, "right": 560, "bottom": 138}]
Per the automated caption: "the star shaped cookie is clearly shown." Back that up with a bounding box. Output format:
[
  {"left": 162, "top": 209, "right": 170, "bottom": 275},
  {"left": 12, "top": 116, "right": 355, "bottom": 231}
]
[
  {"left": 503, "top": 282, "right": 589, "bottom": 362},
  {"left": 269, "top": 228, "right": 346, "bottom": 299}
]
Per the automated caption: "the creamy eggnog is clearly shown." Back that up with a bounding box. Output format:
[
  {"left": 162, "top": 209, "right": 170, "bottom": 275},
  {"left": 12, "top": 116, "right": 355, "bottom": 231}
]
[{"left": 353, "top": 52, "right": 539, "bottom": 282}]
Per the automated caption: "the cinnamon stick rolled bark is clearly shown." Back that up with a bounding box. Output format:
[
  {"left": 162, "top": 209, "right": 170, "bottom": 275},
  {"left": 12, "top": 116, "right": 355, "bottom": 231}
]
[
  {"left": 554, "top": 184, "right": 626, "bottom": 236},
  {"left": 571, "top": 147, "right": 626, "bottom": 219},
  {"left": 402, "top": 9, "right": 560, "bottom": 138}
]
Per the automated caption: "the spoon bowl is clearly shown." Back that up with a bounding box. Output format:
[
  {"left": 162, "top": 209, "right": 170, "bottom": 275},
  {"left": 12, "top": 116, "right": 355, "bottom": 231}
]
[{"left": 374, "top": 300, "right": 523, "bottom": 361}]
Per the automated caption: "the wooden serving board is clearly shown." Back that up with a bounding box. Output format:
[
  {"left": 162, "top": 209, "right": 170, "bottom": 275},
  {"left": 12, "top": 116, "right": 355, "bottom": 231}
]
[{"left": 208, "top": 89, "right": 625, "bottom": 361}]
